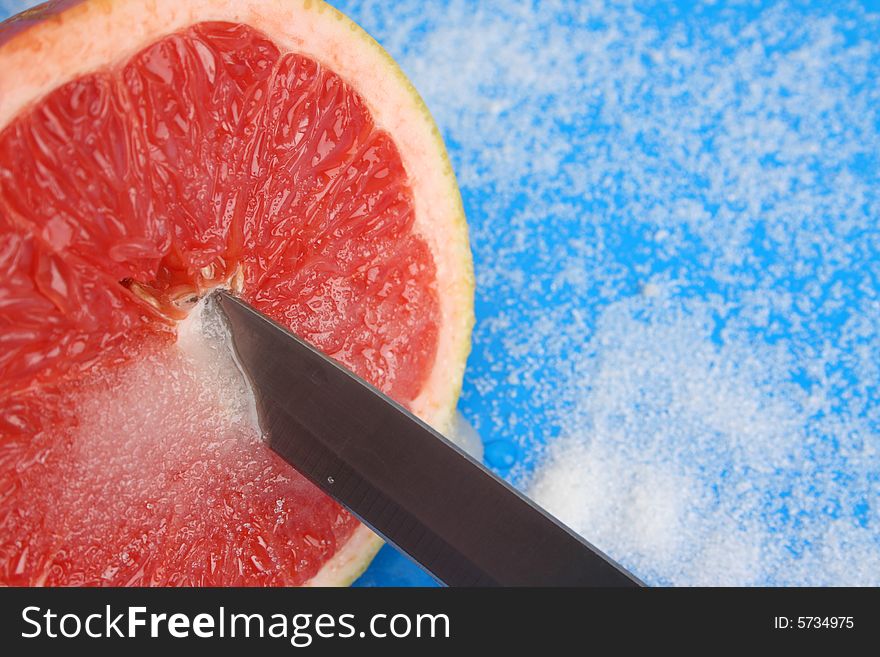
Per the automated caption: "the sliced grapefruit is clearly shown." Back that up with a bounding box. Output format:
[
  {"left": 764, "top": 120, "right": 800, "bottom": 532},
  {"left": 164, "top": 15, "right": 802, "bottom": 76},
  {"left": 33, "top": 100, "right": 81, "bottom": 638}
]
[{"left": 0, "top": 0, "right": 473, "bottom": 586}]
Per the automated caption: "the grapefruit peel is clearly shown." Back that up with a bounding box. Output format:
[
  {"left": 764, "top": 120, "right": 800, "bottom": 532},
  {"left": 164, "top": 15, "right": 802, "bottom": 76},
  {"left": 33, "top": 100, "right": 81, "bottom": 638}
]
[{"left": 0, "top": 0, "right": 474, "bottom": 586}]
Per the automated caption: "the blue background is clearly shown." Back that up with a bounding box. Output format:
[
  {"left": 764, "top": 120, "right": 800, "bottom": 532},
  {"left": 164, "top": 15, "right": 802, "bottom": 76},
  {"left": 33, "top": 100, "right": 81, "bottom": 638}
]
[
  {"left": 338, "top": 0, "right": 880, "bottom": 587},
  {"left": 3, "top": 0, "right": 879, "bottom": 586}
]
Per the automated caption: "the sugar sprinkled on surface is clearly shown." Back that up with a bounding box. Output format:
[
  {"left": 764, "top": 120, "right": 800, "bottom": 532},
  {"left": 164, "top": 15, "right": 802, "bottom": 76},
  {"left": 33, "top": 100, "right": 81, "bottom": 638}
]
[
  {"left": 175, "top": 295, "right": 262, "bottom": 432},
  {"left": 528, "top": 295, "right": 880, "bottom": 585},
  {"left": 333, "top": 0, "right": 880, "bottom": 585},
  {"left": 73, "top": 296, "right": 264, "bottom": 476},
  {"left": 40, "top": 295, "right": 360, "bottom": 585}
]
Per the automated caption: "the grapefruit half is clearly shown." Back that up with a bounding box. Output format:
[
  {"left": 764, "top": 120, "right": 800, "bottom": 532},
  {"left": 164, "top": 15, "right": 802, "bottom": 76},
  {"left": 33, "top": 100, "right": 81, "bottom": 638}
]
[{"left": 0, "top": 0, "right": 473, "bottom": 586}]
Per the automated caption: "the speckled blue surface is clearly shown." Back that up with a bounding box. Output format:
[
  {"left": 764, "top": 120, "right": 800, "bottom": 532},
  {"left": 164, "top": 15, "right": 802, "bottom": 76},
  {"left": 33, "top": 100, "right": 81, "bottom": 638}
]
[
  {"left": 3, "top": 0, "right": 878, "bottom": 586},
  {"left": 333, "top": 0, "right": 880, "bottom": 587}
]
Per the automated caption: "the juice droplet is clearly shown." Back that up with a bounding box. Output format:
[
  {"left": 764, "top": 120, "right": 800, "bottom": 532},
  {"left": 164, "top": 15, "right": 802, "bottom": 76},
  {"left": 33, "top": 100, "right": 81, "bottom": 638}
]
[{"left": 485, "top": 440, "right": 518, "bottom": 471}]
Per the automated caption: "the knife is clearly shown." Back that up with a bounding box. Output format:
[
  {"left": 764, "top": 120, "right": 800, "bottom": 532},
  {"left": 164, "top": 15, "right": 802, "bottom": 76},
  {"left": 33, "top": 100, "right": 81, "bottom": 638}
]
[{"left": 213, "top": 290, "right": 642, "bottom": 587}]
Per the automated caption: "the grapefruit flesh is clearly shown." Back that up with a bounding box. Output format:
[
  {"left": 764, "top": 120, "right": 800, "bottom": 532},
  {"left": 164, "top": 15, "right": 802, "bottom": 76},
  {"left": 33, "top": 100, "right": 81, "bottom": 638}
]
[{"left": 0, "top": 6, "right": 472, "bottom": 586}]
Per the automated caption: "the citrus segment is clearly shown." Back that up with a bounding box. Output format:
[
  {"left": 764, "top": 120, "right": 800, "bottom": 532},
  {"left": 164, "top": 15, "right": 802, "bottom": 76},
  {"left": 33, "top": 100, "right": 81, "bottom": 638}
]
[{"left": 0, "top": 4, "right": 472, "bottom": 588}]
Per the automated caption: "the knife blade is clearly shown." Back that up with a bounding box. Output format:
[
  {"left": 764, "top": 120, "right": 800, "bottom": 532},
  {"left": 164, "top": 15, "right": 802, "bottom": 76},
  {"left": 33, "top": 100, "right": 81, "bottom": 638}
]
[{"left": 213, "top": 290, "right": 642, "bottom": 587}]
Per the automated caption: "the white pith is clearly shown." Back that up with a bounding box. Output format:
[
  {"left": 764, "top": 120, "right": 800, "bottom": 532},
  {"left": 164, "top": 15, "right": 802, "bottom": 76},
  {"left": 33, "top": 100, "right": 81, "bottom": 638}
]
[{"left": 0, "top": 0, "right": 474, "bottom": 587}]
